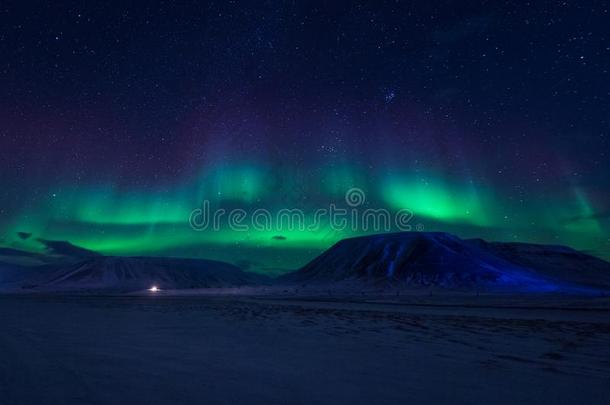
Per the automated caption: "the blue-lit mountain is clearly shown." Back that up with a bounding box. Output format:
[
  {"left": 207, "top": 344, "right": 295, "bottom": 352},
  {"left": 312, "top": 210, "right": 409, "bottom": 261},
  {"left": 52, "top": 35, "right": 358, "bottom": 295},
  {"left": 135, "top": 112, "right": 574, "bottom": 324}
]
[{"left": 280, "top": 232, "right": 610, "bottom": 293}]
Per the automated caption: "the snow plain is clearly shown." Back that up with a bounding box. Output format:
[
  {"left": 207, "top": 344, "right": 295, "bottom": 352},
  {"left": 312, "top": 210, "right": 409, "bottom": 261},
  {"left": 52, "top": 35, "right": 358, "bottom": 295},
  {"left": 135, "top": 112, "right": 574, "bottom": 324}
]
[{"left": 1, "top": 293, "right": 609, "bottom": 405}]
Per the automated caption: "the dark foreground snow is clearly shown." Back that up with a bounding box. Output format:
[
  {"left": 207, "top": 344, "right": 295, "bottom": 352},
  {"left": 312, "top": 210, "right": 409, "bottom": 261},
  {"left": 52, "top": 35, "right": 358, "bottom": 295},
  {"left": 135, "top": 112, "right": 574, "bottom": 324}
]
[{"left": 1, "top": 294, "right": 609, "bottom": 404}]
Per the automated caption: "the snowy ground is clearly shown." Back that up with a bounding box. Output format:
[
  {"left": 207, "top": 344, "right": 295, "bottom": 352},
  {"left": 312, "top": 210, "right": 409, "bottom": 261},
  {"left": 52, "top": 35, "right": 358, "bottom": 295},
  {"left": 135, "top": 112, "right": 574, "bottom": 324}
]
[{"left": 1, "top": 294, "right": 609, "bottom": 404}]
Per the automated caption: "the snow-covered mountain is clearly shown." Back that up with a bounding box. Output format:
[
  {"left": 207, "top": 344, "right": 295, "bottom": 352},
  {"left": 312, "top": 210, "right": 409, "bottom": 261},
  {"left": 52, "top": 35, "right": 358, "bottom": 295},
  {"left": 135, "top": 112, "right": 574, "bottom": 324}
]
[
  {"left": 476, "top": 240, "right": 610, "bottom": 289},
  {"left": 3, "top": 232, "right": 609, "bottom": 294},
  {"left": 0, "top": 262, "right": 41, "bottom": 284},
  {"left": 15, "top": 256, "right": 269, "bottom": 292},
  {"left": 280, "top": 232, "right": 610, "bottom": 293}
]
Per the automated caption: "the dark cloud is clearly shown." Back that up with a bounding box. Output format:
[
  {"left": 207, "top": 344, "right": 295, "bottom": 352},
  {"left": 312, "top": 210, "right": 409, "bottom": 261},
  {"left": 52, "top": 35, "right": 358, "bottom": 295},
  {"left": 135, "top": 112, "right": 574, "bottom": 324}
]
[
  {"left": 17, "top": 232, "right": 32, "bottom": 240},
  {"left": 37, "top": 239, "right": 101, "bottom": 258}
]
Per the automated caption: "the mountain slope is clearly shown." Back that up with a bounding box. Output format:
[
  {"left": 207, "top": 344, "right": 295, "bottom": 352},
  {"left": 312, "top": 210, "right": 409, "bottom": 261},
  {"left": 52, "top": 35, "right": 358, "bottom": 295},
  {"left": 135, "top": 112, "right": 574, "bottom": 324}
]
[
  {"left": 482, "top": 241, "right": 610, "bottom": 289},
  {"left": 0, "top": 262, "right": 44, "bottom": 284},
  {"left": 21, "top": 256, "right": 268, "bottom": 292},
  {"left": 281, "top": 232, "right": 610, "bottom": 293}
]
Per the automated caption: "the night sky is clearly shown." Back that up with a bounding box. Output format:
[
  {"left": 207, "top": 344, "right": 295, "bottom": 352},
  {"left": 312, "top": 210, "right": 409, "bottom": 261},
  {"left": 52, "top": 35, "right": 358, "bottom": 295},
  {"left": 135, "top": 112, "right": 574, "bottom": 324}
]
[{"left": 1, "top": 1, "right": 609, "bottom": 273}]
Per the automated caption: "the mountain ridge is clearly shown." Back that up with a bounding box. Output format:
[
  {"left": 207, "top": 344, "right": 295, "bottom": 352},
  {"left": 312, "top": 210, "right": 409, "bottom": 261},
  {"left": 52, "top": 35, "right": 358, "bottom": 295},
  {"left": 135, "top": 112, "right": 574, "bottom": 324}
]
[
  {"left": 12, "top": 255, "right": 269, "bottom": 292},
  {"left": 280, "top": 232, "right": 610, "bottom": 293}
]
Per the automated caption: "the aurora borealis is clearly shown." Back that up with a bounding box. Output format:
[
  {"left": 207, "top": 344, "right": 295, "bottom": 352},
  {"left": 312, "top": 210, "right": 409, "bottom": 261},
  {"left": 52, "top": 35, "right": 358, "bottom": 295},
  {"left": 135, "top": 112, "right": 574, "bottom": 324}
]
[{"left": 1, "top": 2, "right": 609, "bottom": 273}]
